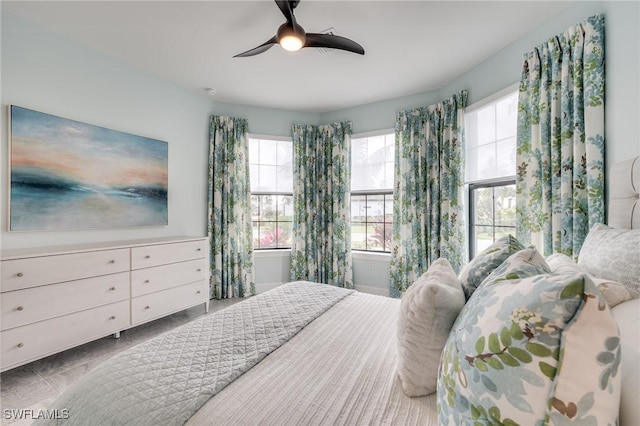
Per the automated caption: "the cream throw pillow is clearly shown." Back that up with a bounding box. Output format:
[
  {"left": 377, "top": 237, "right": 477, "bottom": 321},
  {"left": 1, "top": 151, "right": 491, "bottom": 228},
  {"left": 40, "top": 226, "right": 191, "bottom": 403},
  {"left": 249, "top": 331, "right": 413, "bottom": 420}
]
[
  {"left": 547, "top": 253, "right": 640, "bottom": 307},
  {"left": 396, "top": 258, "right": 465, "bottom": 397}
]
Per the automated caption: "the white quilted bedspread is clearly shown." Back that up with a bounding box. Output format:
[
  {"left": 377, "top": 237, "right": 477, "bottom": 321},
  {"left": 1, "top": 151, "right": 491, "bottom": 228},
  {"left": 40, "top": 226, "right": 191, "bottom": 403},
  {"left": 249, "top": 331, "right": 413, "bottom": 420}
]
[{"left": 37, "top": 281, "right": 353, "bottom": 426}]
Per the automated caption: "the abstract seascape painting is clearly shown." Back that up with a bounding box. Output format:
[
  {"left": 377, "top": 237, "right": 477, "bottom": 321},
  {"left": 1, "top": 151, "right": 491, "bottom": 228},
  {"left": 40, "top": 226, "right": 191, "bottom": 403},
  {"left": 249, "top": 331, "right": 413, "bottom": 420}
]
[{"left": 9, "top": 106, "right": 168, "bottom": 231}]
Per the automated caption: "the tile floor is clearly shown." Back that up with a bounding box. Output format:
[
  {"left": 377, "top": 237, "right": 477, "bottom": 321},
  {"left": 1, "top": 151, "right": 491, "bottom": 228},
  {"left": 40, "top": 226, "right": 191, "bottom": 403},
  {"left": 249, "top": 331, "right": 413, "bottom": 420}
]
[{"left": 0, "top": 298, "right": 240, "bottom": 425}]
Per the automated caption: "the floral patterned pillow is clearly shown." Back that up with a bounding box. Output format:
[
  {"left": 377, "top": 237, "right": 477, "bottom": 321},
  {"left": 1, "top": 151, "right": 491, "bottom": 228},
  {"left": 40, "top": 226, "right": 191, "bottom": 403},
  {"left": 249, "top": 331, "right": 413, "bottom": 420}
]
[
  {"left": 437, "top": 269, "right": 621, "bottom": 425},
  {"left": 480, "top": 247, "right": 550, "bottom": 289},
  {"left": 458, "top": 235, "right": 525, "bottom": 300}
]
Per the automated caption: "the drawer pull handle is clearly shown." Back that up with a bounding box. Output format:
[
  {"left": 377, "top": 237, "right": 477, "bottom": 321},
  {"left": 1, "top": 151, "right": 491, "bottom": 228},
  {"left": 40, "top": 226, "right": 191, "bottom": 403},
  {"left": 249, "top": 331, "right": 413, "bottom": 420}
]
[
  {"left": 109, "top": 287, "right": 116, "bottom": 291},
  {"left": 145, "top": 255, "right": 151, "bottom": 259},
  {"left": 144, "top": 280, "right": 150, "bottom": 284},
  {"left": 144, "top": 306, "right": 150, "bottom": 310},
  {"left": 17, "top": 343, "right": 24, "bottom": 348},
  {"left": 16, "top": 272, "right": 24, "bottom": 277},
  {"left": 197, "top": 248, "right": 202, "bottom": 251},
  {"left": 109, "top": 316, "right": 116, "bottom": 320},
  {"left": 109, "top": 260, "right": 116, "bottom": 264},
  {"left": 16, "top": 306, "right": 24, "bottom": 311},
  {"left": 196, "top": 290, "right": 201, "bottom": 294},
  {"left": 196, "top": 268, "right": 202, "bottom": 272}
]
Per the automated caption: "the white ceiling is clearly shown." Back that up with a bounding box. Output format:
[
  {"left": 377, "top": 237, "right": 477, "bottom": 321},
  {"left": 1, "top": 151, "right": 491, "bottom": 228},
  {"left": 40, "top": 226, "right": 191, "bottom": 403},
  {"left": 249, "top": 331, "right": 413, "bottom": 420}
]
[{"left": 3, "top": 1, "right": 575, "bottom": 113}]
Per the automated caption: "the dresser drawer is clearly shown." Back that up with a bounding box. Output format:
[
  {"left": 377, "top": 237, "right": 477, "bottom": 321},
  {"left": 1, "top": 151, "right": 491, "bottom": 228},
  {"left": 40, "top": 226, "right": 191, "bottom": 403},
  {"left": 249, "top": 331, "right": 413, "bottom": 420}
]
[
  {"left": 131, "top": 259, "right": 208, "bottom": 297},
  {"left": 131, "top": 281, "right": 207, "bottom": 325},
  {"left": 131, "top": 240, "right": 207, "bottom": 270},
  {"left": 1, "top": 249, "right": 130, "bottom": 292},
  {"left": 1, "top": 300, "right": 129, "bottom": 371},
  {"left": 1, "top": 272, "right": 130, "bottom": 331}
]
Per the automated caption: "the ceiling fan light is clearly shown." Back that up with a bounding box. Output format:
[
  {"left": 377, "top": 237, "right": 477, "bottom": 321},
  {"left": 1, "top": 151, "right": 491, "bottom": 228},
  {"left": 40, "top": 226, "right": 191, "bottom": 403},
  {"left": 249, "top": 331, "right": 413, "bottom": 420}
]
[{"left": 280, "top": 35, "right": 303, "bottom": 51}]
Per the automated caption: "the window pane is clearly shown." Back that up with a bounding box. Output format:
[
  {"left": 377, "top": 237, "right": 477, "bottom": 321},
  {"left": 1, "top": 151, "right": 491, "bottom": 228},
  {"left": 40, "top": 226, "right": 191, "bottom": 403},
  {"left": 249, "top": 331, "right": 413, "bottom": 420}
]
[
  {"left": 465, "top": 146, "right": 479, "bottom": 182},
  {"left": 477, "top": 106, "right": 496, "bottom": 145},
  {"left": 495, "top": 184, "right": 516, "bottom": 227},
  {"left": 260, "top": 195, "right": 276, "bottom": 220},
  {"left": 351, "top": 165, "right": 368, "bottom": 192},
  {"left": 367, "top": 223, "right": 384, "bottom": 251},
  {"left": 474, "top": 225, "right": 494, "bottom": 256},
  {"left": 366, "top": 195, "right": 385, "bottom": 220},
  {"left": 277, "top": 195, "right": 293, "bottom": 220},
  {"left": 258, "top": 165, "right": 277, "bottom": 192},
  {"left": 250, "top": 165, "right": 259, "bottom": 193},
  {"left": 473, "top": 187, "right": 493, "bottom": 226},
  {"left": 259, "top": 139, "right": 277, "bottom": 165},
  {"left": 383, "top": 161, "right": 395, "bottom": 189},
  {"left": 351, "top": 134, "right": 394, "bottom": 191},
  {"left": 249, "top": 139, "right": 259, "bottom": 164},
  {"left": 351, "top": 223, "right": 367, "bottom": 250},
  {"left": 257, "top": 222, "right": 277, "bottom": 249},
  {"left": 368, "top": 136, "right": 386, "bottom": 162},
  {"left": 465, "top": 90, "right": 518, "bottom": 182},
  {"left": 384, "top": 193, "right": 394, "bottom": 221},
  {"left": 276, "top": 222, "right": 292, "bottom": 248},
  {"left": 496, "top": 92, "right": 518, "bottom": 140},
  {"left": 496, "top": 137, "right": 516, "bottom": 178},
  {"left": 367, "top": 222, "right": 393, "bottom": 251},
  {"left": 494, "top": 226, "right": 515, "bottom": 241},
  {"left": 477, "top": 143, "right": 496, "bottom": 180},
  {"left": 277, "top": 164, "right": 293, "bottom": 192},
  {"left": 352, "top": 137, "right": 368, "bottom": 165},
  {"left": 351, "top": 195, "right": 367, "bottom": 222}
]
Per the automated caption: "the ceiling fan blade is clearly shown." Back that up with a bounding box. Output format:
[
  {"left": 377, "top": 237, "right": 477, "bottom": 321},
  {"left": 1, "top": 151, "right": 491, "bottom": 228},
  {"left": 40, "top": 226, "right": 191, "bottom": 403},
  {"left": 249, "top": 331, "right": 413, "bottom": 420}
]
[
  {"left": 304, "top": 33, "right": 365, "bottom": 55},
  {"left": 275, "top": 1, "right": 299, "bottom": 24},
  {"left": 233, "top": 36, "right": 278, "bottom": 58}
]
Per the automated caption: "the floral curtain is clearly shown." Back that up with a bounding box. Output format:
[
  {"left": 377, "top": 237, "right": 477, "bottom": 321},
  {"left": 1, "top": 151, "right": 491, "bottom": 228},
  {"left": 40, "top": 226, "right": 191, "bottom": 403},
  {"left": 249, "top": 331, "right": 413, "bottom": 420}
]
[
  {"left": 389, "top": 92, "right": 468, "bottom": 298},
  {"left": 516, "top": 14, "right": 605, "bottom": 258},
  {"left": 208, "top": 116, "right": 255, "bottom": 299},
  {"left": 290, "top": 121, "right": 353, "bottom": 288}
]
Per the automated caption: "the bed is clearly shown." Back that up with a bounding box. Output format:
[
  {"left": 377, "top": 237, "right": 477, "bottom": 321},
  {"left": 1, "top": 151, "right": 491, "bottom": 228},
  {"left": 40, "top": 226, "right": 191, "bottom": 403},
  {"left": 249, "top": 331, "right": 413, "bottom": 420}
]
[{"left": 40, "top": 157, "right": 639, "bottom": 426}]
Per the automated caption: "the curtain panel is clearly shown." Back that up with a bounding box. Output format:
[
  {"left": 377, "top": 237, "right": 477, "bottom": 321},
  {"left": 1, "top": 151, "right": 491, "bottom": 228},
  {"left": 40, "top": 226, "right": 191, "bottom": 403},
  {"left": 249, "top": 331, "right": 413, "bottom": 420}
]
[
  {"left": 389, "top": 91, "right": 468, "bottom": 298},
  {"left": 516, "top": 14, "right": 605, "bottom": 258},
  {"left": 208, "top": 116, "right": 255, "bottom": 299},
  {"left": 290, "top": 121, "right": 353, "bottom": 288}
]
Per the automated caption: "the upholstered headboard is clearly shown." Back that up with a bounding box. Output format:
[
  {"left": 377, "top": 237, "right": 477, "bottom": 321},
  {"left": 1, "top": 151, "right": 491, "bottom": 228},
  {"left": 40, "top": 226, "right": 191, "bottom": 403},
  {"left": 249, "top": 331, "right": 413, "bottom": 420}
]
[{"left": 608, "top": 156, "right": 640, "bottom": 229}]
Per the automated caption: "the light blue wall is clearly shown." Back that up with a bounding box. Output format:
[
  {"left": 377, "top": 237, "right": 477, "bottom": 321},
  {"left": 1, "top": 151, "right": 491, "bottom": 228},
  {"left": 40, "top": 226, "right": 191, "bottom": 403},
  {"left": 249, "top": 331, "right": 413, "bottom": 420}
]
[{"left": 0, "top": 12, "right": 318, "bottom": 250}]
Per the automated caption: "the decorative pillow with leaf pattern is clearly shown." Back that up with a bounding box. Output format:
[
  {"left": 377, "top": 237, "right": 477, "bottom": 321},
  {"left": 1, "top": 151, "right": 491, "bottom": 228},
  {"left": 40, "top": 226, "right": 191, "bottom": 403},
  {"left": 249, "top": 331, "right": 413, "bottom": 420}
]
[
  {"left": 458, "top": 235, "right": 525, "bottom": 300},
  {"left": 479, "top": 247, "right": 551, "bottom": 290},
  {"left": 437, "top": 268, "right": 621, "bottom": 425}
]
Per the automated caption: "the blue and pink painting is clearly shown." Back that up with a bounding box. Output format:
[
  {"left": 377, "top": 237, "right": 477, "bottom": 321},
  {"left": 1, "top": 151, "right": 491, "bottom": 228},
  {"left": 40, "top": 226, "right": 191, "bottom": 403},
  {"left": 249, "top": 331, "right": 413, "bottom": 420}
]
[{"left": 9, "top": 106, "right": 168, "bottom": 231}]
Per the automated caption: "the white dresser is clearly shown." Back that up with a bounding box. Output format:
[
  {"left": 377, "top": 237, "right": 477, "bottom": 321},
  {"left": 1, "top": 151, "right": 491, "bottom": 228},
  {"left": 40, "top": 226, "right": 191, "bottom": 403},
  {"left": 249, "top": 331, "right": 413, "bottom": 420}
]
[{"left": 0, "top": 237, "right": 209, "bottom": 372}]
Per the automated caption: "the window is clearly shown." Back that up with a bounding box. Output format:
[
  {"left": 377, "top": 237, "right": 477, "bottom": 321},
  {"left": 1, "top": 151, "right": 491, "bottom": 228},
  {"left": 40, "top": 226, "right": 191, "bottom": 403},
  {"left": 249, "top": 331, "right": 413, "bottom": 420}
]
[
  {"left": 249, "top": 137, "right": 293, "bottom": 249},
  {"left": 351, "top": 132, "right": 395, "bottom": 252},
  {"left": 465, "top": 88, "right": 518, "bottom": 257}
]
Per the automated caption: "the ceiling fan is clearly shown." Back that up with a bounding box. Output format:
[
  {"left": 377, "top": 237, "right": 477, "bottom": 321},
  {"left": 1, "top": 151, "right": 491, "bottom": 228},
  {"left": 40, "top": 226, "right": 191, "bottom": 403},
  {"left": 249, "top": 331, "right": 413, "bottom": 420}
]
[{"left": 234, "top": 0, "right": 365, "bottom": 57}]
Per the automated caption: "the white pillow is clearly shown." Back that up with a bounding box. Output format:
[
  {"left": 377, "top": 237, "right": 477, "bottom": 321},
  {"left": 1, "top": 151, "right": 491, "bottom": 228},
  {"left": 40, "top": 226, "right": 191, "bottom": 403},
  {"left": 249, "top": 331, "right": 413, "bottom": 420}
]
[
  {"left": 578, "top": 224, "right": 640, "bottom": 292},
  {"left": 611, "top": 298, "right": 640, "bottom": 426},
  {"left": 396, "top": 257, "right": 465, "bottom": 397},
  {"left": 546, "top": 253, "right": 640, "bottom": 307}
]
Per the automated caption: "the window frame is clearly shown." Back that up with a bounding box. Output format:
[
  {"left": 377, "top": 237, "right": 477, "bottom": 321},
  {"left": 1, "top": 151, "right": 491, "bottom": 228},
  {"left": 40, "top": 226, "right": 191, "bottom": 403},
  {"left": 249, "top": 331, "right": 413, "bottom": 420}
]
[
  {"left": 468, "top": 178, "right": 516, "bottom": 259},
  {"left": 465, "top": 84, "right": 519, "bottom": 259},
  {"left": 350, "top": 190, "right": 393, "bottom": 253},
  {"left": 248, "top": 134, "right": 293, "bottom": 251},
  {"left": 350, "top": 129, "right": 395, "bottom": 253}
]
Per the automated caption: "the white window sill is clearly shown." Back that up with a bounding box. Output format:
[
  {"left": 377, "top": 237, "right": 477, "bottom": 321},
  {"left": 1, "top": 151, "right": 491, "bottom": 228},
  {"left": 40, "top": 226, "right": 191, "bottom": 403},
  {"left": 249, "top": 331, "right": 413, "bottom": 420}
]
[{"left": 254, "top": 249, "right": 292, "bottom": 258}]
